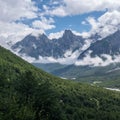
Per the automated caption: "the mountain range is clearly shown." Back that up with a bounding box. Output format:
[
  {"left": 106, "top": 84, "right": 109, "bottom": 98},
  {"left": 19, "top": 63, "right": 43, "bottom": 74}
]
[
  {"left": 78, "top": 30, "right": 120, "bottom": 59},
  {"left": 12, "top": 30, "right": 85, "bottom": 60},
  {"left": 11, "top": 29, "right": 120, "bottom": 66},
  {"left": 1, "top": 29, "right": 120, "bottom": 88}
]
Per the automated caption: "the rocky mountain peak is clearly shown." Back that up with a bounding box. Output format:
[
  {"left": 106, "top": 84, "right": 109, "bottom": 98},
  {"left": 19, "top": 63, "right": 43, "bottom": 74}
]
[{"left": 62, "top": 30, "right": 74, "bottom": 38}]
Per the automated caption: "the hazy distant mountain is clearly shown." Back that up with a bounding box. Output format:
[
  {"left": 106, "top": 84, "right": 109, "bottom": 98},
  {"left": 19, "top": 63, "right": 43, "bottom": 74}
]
[
  {"left": 12, "top": 30, "right": 85, "bottom": 59},
  {"left": 12, "top": 33, "right": 52, "bottom": 59},
  {"left": 78, "top": 30, "right": 120, "bottom": 59},
  {"left": 11, "top": 29, "right": 120, "bottom": 67}
]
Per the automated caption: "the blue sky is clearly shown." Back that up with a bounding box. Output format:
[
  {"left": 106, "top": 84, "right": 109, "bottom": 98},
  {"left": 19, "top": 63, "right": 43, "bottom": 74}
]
[
  {"left": 17, "top": 0, "right": 106, "bottom": 34},
  {"left": 46, "top": 11, "right": 105, "bottom": 34},
  {"left": 0, "top": 0, "right": 120, "bottom": 42}
]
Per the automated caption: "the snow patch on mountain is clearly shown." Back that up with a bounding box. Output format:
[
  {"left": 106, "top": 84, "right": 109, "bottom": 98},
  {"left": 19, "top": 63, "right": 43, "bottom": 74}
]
[{"left": 32, "top": 44, "right": 37, "bottom": 49}]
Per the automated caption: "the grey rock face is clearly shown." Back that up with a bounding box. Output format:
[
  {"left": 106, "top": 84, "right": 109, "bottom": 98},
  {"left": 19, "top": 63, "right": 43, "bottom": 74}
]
[
  {"left": 78, "top": 30, "right": 120, "bottom": 59},
  {"left": 12, "top": 30, "right": 85, "bottom": 59}
]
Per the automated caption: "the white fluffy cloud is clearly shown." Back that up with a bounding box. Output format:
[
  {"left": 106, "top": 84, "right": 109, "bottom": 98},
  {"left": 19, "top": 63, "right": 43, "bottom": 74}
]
[
  {"left": 0, "top": 21, "right": 44, "bottom": 45},
  {"left": 86, "top": 10, "right": 120, "bottom": 38},
  {"left": 47, "top": 0, "right": 120, "bottom": 17},
  {"left": 32, "top": 17, "right": 55, "bottom": 30},
  {"left": 64, "top": 0, "right": 120, "bottom": 15},
  {"left": 25, "top": 49, "right": 80, "bottom": 64},
  {"left": 75, "top": 51, "right": 120, "bottom": 67},
  {"left": 48, "top": 30, "right": 82, "bottom": 39},
  {"left": 0, "top": 0, "right": 38, "bottom": 47},
  {"left": 48, "top": 31, "right": 64, "bottom": 39},
  {"left": 0, "top": 0, "right": 38, "bottom": 22},
  {"left": 48, "top": 6, "right": 67, "bottom": 17}
]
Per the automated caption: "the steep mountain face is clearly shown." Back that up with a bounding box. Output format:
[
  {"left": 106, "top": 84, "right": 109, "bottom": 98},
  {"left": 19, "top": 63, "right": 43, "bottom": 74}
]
[
  {"left": 78, "top": 30, "right": 120, "bottom": 59},
  {"left": 0, "top": 45, "right": 120, "bottom": 120},
  {"left": 12, "top": 29, "right": 120, "bottom": 65},
  {"left": 52, "top": 30, "right": 84, "bottom": 58},
  {"left": 12, "top": 33, "right": 53, "bottom": 59},
  {"left": 12, "top": 30, "right": 85, "bottom": 59}
]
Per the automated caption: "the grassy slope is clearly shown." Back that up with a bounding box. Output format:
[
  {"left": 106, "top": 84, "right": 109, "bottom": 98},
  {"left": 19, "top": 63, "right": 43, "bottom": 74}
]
[{"left": 0, "top": 46, "right": 120, "bottom": 120}]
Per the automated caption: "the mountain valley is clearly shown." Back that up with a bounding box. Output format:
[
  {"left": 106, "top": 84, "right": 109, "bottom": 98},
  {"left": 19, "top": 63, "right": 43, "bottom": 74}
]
[
  {"left": 0, "top": 45, "right": 120, "bottom": 120},
  {"left": 4, "top": 29, "right": 119, "bottom": 89}
]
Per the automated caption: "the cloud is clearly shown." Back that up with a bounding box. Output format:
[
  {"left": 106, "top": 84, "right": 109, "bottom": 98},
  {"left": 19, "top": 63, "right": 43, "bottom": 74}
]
[
  {"left": 40, "top": 50, "right": 80, "bottom": 64},
  {"left": 18, "top": 53, "right": 36, "bottom": 63},
  {"left": 0, "top": 0, "right": 41, "bottom": 48},
  {"left": 75, "top": 51, "right": 120, "bottom": 67},
  {"left": 72, "top": 30, "right": 81, "bottom": 36},
  {"left": 80, "top": 32, "right": 90, "bottom": 38},
  {"left": 1, "top": 0, "right": 119, "bottom": 46},
  {"left": 48, "top": 31, "right": 64, "bottom": 39},
  {"left": 48, "top": 6, "right": 67, "bottom": 17},
  {"left": 81, "top": 21, "right": 87, "bottom": 25},
  {"left": 64, "top": 0, "right": 120, "bottom": 15},
  {"left": 48, "top": 30, "right": 83, "bottom": 39},
  {"left": 16, "top": 49, "right": 81, "bottom": 65},
  {"left": 0, "top": 0, "right": 38, "bottom": 22},
  {"left": 81, "top": 39, "right": 92, "bottom": 51},
  {"left": 32, "top": 17, "right": 55, "bottom": 30},
  {"left": 46, "top": 0, "right": 120, "bottom": 17},
  {"left": 86, "top": 10, "right": 120, "bottom": 38},
  {"left": 0, "top": 21, "right": 44, "bottom": 46}
]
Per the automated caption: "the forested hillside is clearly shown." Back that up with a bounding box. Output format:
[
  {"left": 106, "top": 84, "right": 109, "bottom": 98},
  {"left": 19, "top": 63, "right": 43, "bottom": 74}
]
[{"left": 0, "top": 46, "right": 120, "bottom": 120}]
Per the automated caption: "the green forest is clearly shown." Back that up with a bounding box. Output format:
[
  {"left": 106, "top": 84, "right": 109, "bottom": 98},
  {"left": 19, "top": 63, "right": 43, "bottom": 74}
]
[{"left": 0, "top": 46, "right": 120, "bottom": 120}]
